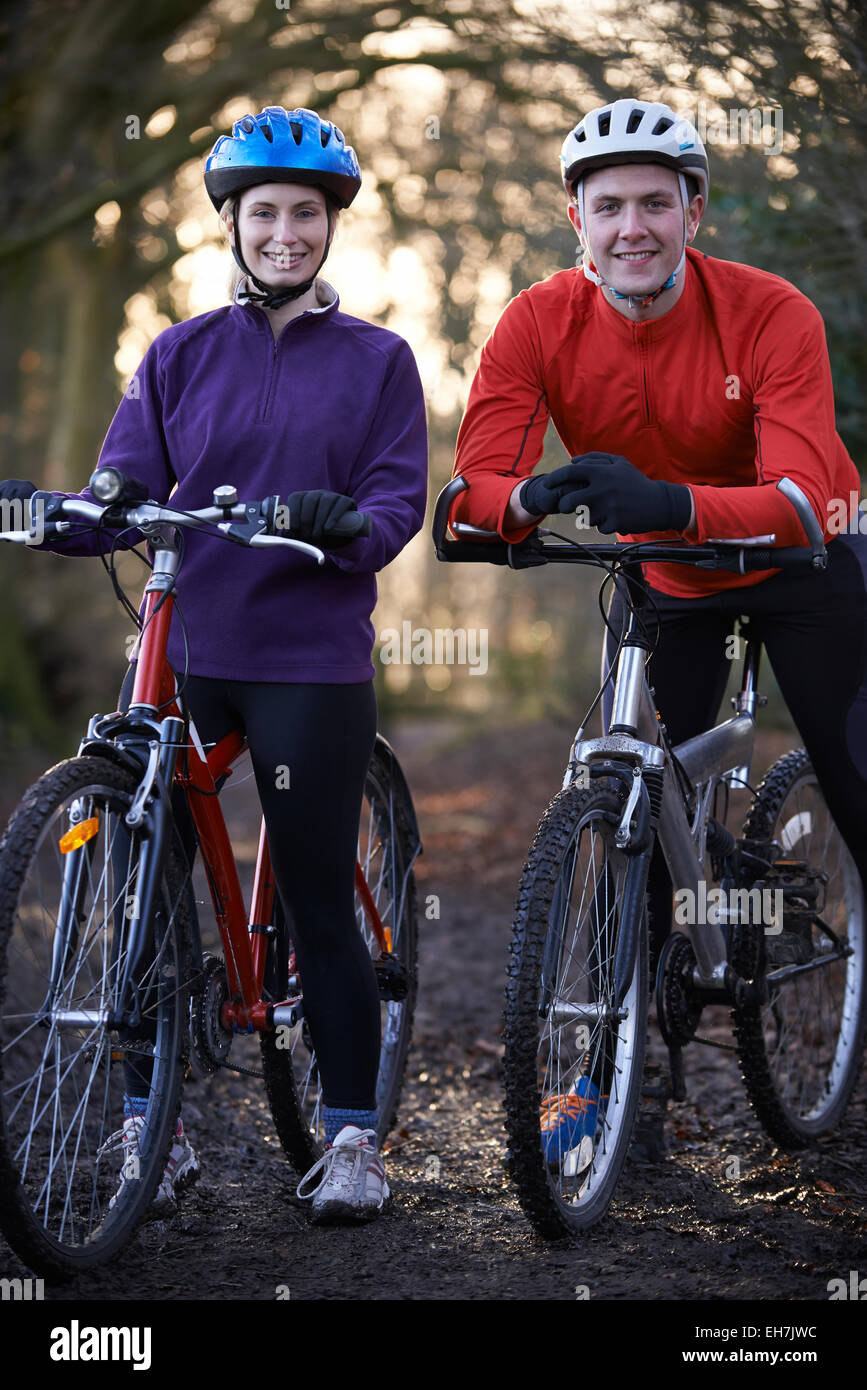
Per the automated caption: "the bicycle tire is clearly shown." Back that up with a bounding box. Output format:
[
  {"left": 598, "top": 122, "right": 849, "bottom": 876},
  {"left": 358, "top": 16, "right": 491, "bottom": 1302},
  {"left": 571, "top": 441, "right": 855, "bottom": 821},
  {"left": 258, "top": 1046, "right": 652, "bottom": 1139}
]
[
  {"left": 732, "top": 748, "right": 866, "bottom": 1148},
  {"left": 260, "top": 740, "right": 419, "bottom": 1171},
  {"left": 0, "top": 755, "right": 191, "bottom": 1279},
  {"left": 504, "top": 782, "right": 648, "bottom": 1237}
]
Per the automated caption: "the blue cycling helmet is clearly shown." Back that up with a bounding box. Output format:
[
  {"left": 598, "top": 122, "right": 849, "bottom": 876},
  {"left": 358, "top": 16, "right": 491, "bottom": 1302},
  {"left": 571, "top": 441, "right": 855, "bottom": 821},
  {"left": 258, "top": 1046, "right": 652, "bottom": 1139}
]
[
  {"left": 204, "top": 106, "right": 361, "bottom": 308},
  {"left": 204, "top": 106, "right": 361, "bottom": 209}
]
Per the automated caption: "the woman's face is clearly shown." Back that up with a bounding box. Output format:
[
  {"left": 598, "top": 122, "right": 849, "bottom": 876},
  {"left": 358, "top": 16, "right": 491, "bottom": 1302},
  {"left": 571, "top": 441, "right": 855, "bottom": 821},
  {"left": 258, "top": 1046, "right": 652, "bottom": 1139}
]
[{"left": 233, "top": 182, "right": 330, "bottom": 284}]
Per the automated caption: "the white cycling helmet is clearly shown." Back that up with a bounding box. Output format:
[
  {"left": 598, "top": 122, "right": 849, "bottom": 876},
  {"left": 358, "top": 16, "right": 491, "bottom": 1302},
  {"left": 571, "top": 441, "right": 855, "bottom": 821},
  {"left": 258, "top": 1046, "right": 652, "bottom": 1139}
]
[{"left": 560, "top": 99, "right": 709, "bottom": 308}]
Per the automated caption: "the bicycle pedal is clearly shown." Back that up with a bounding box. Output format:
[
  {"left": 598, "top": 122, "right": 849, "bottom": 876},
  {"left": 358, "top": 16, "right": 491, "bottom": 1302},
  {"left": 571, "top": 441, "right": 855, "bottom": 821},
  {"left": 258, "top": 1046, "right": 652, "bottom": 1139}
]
[{"left": 373, "top": 951, "right": 409, "bottom": 1001}]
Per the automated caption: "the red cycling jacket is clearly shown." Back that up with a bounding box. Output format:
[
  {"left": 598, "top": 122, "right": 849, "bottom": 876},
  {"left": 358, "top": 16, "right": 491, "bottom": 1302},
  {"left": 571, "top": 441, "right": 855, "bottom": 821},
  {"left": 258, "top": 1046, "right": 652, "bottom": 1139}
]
[{"left": 451, "top": 246, "right": 858, "bottom": 596}]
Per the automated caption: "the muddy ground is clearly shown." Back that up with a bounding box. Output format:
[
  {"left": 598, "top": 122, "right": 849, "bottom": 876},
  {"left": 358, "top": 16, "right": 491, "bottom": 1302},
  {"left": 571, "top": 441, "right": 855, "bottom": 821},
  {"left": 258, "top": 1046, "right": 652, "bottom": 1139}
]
[{"left": 2, "top": 716, "right": 865, "bottom": 1308}]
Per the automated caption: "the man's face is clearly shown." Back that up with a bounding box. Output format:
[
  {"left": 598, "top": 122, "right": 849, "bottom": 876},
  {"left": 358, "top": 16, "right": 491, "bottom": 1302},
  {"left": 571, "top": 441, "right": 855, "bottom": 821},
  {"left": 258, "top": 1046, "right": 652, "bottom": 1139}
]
[{"left": 568, "top": 164, "right": 703, "bottom": 296}]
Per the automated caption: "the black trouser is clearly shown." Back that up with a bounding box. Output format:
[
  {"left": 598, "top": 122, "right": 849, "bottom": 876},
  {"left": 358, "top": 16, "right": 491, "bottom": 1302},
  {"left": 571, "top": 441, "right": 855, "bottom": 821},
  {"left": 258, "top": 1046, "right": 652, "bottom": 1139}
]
[
  {"left": 603, "top": 533, "right": 867, "bottom": 966},
  {"left": 118, "top": 670, "right": 379, "bottom": 1109}
]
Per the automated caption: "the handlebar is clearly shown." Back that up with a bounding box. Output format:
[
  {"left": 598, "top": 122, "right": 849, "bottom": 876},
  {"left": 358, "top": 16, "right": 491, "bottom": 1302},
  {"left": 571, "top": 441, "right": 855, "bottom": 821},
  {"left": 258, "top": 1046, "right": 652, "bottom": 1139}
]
[
  {"left": 431, "top": 475, "right": 829, "bottom": 574},
  {"left": 0, "top": 484, "right": 372, "bottom": 563}
]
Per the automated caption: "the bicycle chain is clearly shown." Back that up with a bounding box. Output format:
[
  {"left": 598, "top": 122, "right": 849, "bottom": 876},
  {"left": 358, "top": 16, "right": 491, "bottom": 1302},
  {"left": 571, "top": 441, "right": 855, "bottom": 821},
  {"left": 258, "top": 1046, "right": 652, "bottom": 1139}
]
[
  {"left": 216, "top": 1058, "right": 264, "bottom": 1079},
  {"left": 107, "top": 1038, "right": 265, "bottom": 1077},
  {"left": 118, "top": 1039, "right": 156, "bottom": 1057}
]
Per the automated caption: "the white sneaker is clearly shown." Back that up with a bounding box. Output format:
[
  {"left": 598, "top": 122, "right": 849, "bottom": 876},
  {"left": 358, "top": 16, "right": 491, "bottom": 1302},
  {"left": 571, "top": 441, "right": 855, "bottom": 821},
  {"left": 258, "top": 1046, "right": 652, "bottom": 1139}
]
[
  {"left": 296, "top": 1125, "right": 389, "bottom": 1224},
  {"left": 150, "top": 1120, "right": 199, "bottom": 1216},
  {"left": 98, "top": 1115, "right": 199, "bottom": 1218}
]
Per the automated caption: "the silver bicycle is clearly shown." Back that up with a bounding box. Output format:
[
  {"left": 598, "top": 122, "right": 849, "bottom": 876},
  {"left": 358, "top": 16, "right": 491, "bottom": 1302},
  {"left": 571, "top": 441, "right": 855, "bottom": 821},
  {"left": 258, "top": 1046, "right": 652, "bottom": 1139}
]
[{"left": 433, "top": 476, "right": 866, "bottom": 1237}]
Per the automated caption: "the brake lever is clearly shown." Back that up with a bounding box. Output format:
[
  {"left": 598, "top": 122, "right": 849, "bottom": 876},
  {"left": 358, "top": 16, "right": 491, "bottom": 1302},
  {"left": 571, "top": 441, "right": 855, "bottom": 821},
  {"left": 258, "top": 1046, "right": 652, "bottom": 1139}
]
[{"left": 218, "top": 501, "right": 268, "bottom": 544}]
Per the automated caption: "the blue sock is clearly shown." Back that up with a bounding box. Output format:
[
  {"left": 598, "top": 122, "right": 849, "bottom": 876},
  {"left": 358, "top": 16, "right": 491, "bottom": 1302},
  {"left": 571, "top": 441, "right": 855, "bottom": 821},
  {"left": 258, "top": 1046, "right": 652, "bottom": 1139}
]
[
  {"left": 124, "top": 1094, "right": 184, "bottom": 1138},
  {"left": 323, "top": 1105, "right": 378, "bottom": 1146}
]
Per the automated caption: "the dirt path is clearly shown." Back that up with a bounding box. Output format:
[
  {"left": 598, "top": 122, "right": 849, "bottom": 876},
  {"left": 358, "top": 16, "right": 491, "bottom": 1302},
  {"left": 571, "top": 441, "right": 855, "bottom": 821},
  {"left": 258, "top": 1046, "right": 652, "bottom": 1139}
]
[{"left": 2, "top": 717, "right": 865, "bottom": 1306}]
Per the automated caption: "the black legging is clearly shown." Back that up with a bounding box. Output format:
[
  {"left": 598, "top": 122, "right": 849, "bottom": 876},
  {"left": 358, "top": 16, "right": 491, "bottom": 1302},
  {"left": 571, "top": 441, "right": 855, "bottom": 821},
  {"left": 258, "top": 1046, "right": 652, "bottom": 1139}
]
[
  {"left": 603, "top": 532, "right": 867, "bottom": 966},
  {"left": 118, "top": 669, "right": 379, "bottom": 1109}
]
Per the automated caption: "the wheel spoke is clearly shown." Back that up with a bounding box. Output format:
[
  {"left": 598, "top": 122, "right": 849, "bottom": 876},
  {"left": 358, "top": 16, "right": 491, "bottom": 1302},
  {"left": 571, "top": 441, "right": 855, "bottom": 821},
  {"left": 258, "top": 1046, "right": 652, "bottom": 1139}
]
[
  {"left": 0, "top": 758, "right": 188, "bottom": 1271},
  {"left": 505, "top": 783, "right": 648, "bottom": 1233},
  {"left": 734, "top": 753, "right": 865, "bottom": 1144}
]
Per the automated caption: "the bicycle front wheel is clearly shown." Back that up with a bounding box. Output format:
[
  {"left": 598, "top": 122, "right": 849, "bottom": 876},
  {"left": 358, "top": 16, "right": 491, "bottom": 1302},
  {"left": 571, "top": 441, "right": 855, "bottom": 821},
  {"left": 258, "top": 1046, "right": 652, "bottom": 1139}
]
[
  {"left": 0, "top": 756, "right": 191, "bottom": 1279},
  {"left": 504, "top": 783, "right": 648, "bottom": 1237},
  {"left": 261, "top": 738, "right": 419, "bottom": 1170},
  {"left": 732, "top": 749, "right": 867, "bottom": 1147}
]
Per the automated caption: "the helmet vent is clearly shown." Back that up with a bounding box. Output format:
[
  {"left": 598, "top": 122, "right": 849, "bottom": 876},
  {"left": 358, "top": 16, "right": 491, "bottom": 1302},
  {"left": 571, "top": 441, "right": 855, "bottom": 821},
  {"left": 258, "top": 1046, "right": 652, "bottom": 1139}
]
[
  {"left": 320, "top": 123, "right": 331, "bottom": 147},
  {"left": 597, "top": 110, "right": 611, "bottom": 136},
  {"left": 574, "top": 126, "right": 586, "bottom": 143},
  {"left": 262, "top": 123, "right": 273, "bottom": 143},
  {"left": 652, "top": 116, "right": 674, "bottom": 135},
  {"left": 626, "top": 109, "right": 644, "bottom": 134},
  {"left": 289, "top": 120, "right": 304, "bottom": 144}
]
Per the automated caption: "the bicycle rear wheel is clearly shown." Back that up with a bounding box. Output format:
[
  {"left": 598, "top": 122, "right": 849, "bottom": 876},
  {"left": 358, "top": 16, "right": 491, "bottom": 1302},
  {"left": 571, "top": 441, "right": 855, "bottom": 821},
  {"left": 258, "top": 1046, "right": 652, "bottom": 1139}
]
[
  {"left": 261, "top": 739, "right": 419, "bottom": 1170},
  {"left": 0, "top": 756, "right": 190, "bottom": 1279},
  {"left": 732, "top": 749, "right": 867, "bottom": 1147},
  {"left": 504, "top": 783, "right": 648, "bottom": 1237}
]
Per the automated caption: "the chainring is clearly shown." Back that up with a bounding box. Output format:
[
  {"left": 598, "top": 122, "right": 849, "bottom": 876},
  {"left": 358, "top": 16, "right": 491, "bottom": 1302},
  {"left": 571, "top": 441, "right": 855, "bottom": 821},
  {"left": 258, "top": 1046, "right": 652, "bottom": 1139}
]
[
  {"left": 189, "top": 953, "right": 233, "bottom": 1075},
  {"left": 656, "top": 932, "right": 703, "bottom": 1049}
]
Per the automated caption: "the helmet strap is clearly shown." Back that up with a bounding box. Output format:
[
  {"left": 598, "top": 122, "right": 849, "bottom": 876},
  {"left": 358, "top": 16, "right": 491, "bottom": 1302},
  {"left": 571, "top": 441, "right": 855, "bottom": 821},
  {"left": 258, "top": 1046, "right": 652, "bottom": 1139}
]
[
  {"left": 232, "top": 198, "right": 334, "bottom": 309},
  {"left": 574, "top": 172, "right": 690, "bottom": 310}
]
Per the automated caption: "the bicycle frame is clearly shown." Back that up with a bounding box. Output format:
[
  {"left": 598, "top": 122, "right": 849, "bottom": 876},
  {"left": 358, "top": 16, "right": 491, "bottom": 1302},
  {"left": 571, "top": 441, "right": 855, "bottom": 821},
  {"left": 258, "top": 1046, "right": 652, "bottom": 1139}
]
[
  {"left": 567, "top": 573, "right": 763, "bottom": 991},
  {"left": 74, "top": 526, "right": 391, "bottom": 1033},
  {"left": 432, "top": 471, "right": 830, "bottom": 998}
]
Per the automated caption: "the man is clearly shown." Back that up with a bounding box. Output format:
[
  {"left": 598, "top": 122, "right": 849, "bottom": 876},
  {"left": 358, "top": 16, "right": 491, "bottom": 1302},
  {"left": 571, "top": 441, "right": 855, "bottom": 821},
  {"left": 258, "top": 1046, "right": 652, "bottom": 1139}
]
[{"left": 450, "top": 97, "right": 867, "bottom": 977}]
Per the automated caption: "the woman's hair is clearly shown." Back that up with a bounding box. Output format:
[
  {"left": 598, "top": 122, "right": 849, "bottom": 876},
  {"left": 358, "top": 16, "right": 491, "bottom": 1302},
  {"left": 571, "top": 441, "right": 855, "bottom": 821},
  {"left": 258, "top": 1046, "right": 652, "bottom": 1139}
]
[{"left": 219, "top": 190, "right": 342, "bottom": 299}]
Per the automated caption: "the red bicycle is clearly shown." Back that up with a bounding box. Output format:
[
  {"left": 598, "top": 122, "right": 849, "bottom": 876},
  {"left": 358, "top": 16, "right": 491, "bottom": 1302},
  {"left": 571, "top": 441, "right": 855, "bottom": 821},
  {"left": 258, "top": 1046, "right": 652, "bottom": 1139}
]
[{"left": 0, "top": 470, "right": 420, "bottom": 1279}]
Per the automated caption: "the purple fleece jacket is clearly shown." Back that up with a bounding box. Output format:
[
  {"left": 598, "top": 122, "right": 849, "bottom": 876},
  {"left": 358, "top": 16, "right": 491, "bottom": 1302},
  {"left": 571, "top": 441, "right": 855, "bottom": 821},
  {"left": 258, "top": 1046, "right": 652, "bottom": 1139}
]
[{"left": 43, "top": 282, "right": 428, "bottom": 682}]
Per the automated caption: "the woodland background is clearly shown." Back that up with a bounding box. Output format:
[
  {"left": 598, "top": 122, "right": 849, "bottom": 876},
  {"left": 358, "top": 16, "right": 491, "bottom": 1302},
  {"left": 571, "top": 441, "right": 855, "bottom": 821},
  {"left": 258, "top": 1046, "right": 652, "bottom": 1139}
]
[{"left": 1, "top": 0, "right": 865, "bottom": 773}]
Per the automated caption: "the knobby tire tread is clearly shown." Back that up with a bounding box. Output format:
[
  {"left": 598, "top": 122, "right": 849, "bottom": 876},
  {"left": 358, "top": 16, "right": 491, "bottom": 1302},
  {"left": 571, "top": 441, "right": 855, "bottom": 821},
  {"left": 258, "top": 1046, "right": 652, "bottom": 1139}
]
[
  {"left": 732, "top": 749, "right": 866, "bottom": 1150},
  {"left": 503, "top": 783, "right": 648, "bottom": 1239}
]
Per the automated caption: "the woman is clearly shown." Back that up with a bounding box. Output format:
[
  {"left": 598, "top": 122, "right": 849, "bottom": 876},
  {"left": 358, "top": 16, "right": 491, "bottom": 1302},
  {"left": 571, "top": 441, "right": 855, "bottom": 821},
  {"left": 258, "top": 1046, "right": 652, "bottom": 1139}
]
[{"left": 1, "top": 105, "right": 428, "bottom": 1223}]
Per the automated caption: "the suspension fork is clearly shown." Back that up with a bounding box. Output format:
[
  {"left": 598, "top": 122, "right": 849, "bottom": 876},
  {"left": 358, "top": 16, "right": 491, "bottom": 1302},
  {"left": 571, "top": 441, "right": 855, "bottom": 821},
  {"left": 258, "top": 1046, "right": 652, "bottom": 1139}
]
[
  {"left": 36, "top": 720, "right": 183, "bottom": 1025},
  {"left": 42, "top": 818, "right": 99, "bottom": 1017},
  {"left": 612, "top": 848, "right": 654, "bottom": 1007},
  {"left": 115, "top": 719, "right": 186, "bottom": 1027}
]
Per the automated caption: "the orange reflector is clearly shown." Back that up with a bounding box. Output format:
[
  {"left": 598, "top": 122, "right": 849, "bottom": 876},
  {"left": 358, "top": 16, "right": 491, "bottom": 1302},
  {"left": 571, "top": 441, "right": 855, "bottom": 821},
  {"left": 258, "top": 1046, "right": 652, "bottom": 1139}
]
[
  {"left": 59, "top": 817, "right": 99, "bottom": 853},
  {"left": 384, "top": 926, "right": 393, "bottom": 952}
]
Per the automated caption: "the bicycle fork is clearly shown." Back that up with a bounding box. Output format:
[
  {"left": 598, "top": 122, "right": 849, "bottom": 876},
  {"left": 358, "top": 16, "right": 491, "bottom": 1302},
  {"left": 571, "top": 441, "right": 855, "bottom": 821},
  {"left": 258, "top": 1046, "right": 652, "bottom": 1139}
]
[{"left": 40, "top": 718, "right": 185, "bottom": 1032}]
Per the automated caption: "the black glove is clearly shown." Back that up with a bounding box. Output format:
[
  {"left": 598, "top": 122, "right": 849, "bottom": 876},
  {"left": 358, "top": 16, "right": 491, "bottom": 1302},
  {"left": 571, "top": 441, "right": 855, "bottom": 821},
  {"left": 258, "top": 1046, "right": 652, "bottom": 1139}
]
[
  {"left": 0, "top": 480, "right": 37, "bottom": 503},
  {"left": 282, "top": 489, "right": 358, "bottom": 547},
  {"left": 519, "top": 462, "right": 592, "bottom": 518},
  {"left": 564, "top": 453, "right": 691, "bottom": 534}
]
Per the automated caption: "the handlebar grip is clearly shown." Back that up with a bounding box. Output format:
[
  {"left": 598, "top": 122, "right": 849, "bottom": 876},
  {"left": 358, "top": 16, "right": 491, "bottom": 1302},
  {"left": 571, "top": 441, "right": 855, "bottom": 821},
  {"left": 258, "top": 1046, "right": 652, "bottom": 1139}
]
[
  {"left": 437, "top": 538, "right": 511, "bottom": 564},
  {"left": 725, "top": 546, "right": 817, "bottom": 572}
]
